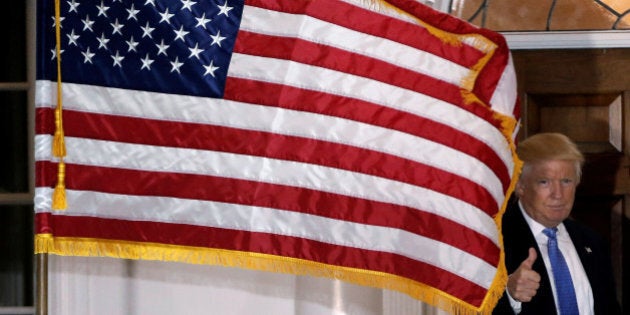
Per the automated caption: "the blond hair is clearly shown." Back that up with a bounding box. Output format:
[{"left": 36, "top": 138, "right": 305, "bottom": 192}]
[{"left": 517, "top": 132, "right": 585, "bottom": 181}]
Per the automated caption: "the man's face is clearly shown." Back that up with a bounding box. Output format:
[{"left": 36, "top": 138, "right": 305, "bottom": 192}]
[{"left": 516, "top": 159, "right": 578, "bottom": 228}]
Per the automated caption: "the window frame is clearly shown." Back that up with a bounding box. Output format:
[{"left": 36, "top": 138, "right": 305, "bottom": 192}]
[
  {"left": 505, "top": 30, "right": 630, "bottom": 50},
  {"left": 0, "top": 0, "right": 36, "bottom": 313}
]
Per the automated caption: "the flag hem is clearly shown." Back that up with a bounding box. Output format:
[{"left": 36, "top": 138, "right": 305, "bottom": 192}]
[{"left": 37, "top": 233, "right": 498, "bottom": 314}]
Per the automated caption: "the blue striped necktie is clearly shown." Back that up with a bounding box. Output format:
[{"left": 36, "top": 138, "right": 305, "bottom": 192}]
[{"left": 543, "top": 227, "right": 579, "bottom": 315}]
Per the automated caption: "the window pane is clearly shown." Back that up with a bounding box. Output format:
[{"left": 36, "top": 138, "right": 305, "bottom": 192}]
[
  {"left": 0, "top": 1, "right": 26, "bottom": 82},
  {"left": 0, "top": 205, "right": 34, "bottom": 307},
  {"left": 450, "top": 0, "right": 630, "bottom": 31},
  {"left": 0, "top": 91, "right": 28, "bottom": 193}
]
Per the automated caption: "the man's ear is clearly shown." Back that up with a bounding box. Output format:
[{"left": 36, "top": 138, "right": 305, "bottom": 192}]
[{"left": 515, "top": 181, "right": 524, "bottom": 197}]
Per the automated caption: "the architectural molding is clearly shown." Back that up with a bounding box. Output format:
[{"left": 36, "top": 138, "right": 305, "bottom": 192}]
[{"left": 503, "top": 30, "right": 630, "bottom": 50}]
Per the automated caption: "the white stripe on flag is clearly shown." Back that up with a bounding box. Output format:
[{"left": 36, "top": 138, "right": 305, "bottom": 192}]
[
  {"left": 239, "top": 5, "right": 472, "bottom": 87},
  {"left": 490, "top": 54, "right": 519, "bottom": 117},
  {"left": 35, "top": 134, "right": 499, "bottom": 244},
  {"left": 226, "top": 54, "right": 514, "bottom": 176},
  {"left": 36, "top": 81, "right": 510, "bottom": 208},
  {"left": 34, "top": 187, "right": 497, "bottom": 289}
]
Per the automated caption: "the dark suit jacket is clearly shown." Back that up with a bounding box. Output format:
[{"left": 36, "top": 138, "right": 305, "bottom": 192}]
[{"left": 493, "top": 196, "right": 620, "bottom": 314}]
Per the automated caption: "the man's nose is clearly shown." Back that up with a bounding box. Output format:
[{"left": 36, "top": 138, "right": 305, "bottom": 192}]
[{"left": 550, "top": 181, "right": 563, "bottom": 198}]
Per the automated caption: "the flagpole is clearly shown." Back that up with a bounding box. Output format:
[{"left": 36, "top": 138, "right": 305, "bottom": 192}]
[
  {"left": 35, "top": 253, "right": 48, "bottom": 315},
  {"left": 27, "top": 0, "right": 46, "bottom": 312}
]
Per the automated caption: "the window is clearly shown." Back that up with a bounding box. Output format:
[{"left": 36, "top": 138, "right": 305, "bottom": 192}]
[
  {"left": 0, "top": 0, "right": 35, "bottom": 314},
  {"left": 450, "top": 0, "right": 630, "bottom": 31}
]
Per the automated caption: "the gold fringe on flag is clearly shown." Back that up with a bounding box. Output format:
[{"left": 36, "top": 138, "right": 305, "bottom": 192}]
[
  {"left": 373, "top": 0, "right": 500, "bottom": 96},
  {"left": 35, "top": 234, "right": 501, "bottom": 315},
  {"left": 52, "top": 0, "right": 67, "bottom": 210},
  {"left": 479, "top": 156, "right": 522, "bottom": 315}
]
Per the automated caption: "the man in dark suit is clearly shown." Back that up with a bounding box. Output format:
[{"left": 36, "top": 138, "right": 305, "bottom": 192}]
[{"left": 493, "top": 133, "right": 620, "bottom": 314}]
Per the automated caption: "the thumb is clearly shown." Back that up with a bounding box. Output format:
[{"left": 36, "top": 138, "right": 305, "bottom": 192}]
[{"left": 521, "top": 247, "right": 537, "bottom": 269}]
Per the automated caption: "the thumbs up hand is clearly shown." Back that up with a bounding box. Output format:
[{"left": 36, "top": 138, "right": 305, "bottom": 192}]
[{"left": 507, "top": 247, "right": 541, "bottom": 302}]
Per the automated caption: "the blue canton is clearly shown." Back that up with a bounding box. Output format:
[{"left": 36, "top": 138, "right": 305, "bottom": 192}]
[{"left": 38, "top": 0, "right": 245, "bottom": 98}]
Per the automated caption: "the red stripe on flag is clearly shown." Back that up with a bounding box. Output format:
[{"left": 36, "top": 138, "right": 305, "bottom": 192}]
[
  {"left": 35, "top": 212, "right": 488, "bottom": 306},
  {"left": 246, "top": 0, "right": 486, "bottom": 69},
  {"left": 383, "top": 0, "right": 513, "bottom": 110},
  {"left": 37, "top": 107, "right": 502, "bottom": 216},
  {"left": 36, "top": 160, "right": 500, "bottom": 266},
  {"left": 223, "top": 78, "right": 511, "bottom": 191},
  {"left": 233, "top": 30, "right": 505, "bottom": 132}
]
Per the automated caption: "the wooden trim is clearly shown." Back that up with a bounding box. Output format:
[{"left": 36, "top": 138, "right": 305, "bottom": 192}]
[{"left": 504, "top": 31, "right": 630, "bottom": 50}]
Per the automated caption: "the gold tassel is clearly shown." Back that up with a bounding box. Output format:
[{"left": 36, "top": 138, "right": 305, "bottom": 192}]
[
  {"left": 52, "top": 0, "right": 65, "bottom": 158},
  {"left": 52, "top": 160, "right": 67, "bottom": 210},
  {"left": 51, "top": 0, "right": 67, "bottom": 210},
  {"left": 52, "top": 108, "right": 66, "bottom": 157}
]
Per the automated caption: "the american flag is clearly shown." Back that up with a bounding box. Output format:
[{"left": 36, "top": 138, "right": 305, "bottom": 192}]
[{"left": 35, "top": 0, "right": 519, "bottom": 313}]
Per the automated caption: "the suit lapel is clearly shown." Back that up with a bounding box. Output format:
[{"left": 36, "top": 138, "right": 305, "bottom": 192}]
[
  {"left": 503, "top": 200, "right": 558, "bottom": 314},
  {"left": 564, "top": 220, "right": 594, "bottom": 275}
]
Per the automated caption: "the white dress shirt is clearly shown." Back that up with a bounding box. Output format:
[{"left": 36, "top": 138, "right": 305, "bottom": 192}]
[{"left": 507, "top": 203, "right": 594, "bottom": 314}]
